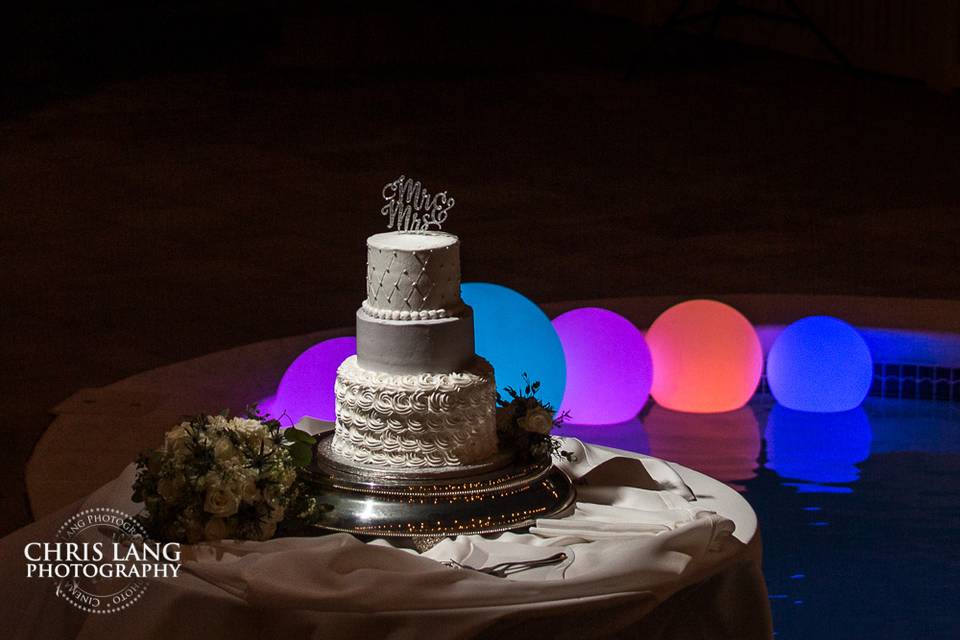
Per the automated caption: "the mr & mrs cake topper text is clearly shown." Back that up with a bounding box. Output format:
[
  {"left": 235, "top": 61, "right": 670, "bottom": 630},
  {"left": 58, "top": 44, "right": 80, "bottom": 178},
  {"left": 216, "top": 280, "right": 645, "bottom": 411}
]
[{"left": 381, "top": 175, "right": 455, "bottom": 232}]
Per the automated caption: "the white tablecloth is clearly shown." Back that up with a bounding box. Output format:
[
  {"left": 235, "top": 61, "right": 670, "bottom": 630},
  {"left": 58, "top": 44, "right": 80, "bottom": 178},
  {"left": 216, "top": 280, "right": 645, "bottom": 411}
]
[{"left": 1, "top": 437, "right": 772, "bottom": 639}]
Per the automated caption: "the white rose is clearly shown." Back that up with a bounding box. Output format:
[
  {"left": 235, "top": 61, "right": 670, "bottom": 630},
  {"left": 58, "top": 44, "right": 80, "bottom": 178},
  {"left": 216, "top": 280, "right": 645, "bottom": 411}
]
[
  {"left": 233, "top": 418, "right": 273, "bottom": 452},
  {"left": 204, "top": 484, "right": 241, "bottom": 517},
  {"left": 262, "top": 484, "right": 283, "bottom": 509},
  {"left": 231, "top": 418, "right": 264, "bottom": 438},
  {"left": 164, "top": 424, "right": 193, "bottom": 458},
  {"left": 518, "top": 407, "right": 554, "bottom": 435},
  {"left": 207, "top": 415, "right": 230, "bottom": 432},
  {"left": 235, "top": 417, "right": 261, "bottom": 430},
  {"left": 240, "top": 475, "right": 260, "bottom": 503},
  {"left": 203, "top": 517, "right": 229, "bottom": 541},
  {"left": 213, "top": 437, "right": 240, "bottom": 462}
]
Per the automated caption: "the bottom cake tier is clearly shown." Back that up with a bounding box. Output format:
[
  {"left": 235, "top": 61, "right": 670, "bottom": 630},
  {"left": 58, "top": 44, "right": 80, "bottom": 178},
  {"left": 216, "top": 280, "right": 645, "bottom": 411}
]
[{"left": 331, "top": 355, "right": 498, "bottom": 468}]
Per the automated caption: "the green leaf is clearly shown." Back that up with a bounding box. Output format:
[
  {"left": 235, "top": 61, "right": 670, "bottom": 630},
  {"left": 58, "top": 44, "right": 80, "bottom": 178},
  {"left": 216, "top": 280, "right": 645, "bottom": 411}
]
[
  {"left": 283, "top": 427, "right": 316, "bottom": 446},
  {"left": 287, "top": 442, "right": 313, "bottom": 467}
]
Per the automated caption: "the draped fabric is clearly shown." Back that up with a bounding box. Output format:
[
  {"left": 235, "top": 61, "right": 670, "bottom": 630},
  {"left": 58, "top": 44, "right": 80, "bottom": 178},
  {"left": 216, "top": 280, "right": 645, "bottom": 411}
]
[{"left": 1, "top": 438, "right": 771, "bottom": 639}]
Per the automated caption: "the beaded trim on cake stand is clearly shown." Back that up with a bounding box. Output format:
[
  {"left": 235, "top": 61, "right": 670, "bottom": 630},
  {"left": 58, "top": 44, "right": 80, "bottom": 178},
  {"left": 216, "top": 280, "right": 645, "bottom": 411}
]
[{"left": 304, "top": 432, "right": 577, "bottom": 547}]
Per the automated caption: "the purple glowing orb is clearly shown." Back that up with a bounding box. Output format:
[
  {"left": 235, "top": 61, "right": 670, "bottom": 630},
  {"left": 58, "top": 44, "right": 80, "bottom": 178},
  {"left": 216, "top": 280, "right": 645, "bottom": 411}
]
[
  {"left": 266, "top": 336, "right": 357, "bottom": 423},
  {"left": 552, "top": 307, "right": 653, "bottom": 424}
]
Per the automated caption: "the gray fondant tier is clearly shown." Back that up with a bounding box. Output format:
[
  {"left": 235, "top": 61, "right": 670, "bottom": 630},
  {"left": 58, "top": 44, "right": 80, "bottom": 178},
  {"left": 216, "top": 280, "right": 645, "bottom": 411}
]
[{"left": 356, "top": 307, "right": 475, "bottom": 375}]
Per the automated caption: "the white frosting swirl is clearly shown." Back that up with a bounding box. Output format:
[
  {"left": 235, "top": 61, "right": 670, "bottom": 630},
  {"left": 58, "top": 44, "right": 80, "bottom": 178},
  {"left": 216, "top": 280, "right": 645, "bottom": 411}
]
[{"left": 331, "top": 356, "right": 497, "bottom": 468}]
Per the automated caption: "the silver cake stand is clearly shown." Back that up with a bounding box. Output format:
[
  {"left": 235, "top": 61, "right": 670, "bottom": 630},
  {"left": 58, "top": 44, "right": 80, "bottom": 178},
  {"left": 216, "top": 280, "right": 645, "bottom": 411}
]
[{"left": 305, "top": 432, "right": 576, "bottom": 547}]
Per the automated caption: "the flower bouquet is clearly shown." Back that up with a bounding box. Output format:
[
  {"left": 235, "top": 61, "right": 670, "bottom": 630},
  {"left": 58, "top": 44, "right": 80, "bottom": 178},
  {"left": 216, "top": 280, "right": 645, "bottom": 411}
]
[
  {"left": 131, "top": 409, "right": 328, "bottom": 543},
  {"left": 496, "top": 373, "right": 574, "bottom": 462}
]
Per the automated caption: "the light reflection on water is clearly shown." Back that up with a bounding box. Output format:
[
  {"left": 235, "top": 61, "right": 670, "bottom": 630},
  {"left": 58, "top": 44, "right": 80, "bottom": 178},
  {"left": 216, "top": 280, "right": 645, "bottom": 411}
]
[
  {"left": 642, "top": 405, "right": 761, "bottom": 492},
  {"left": 564, "top": 397, "right": 960, "bottom": 640},
  {"left": 766, "top": 406, "right": 872, "bottom": 487},
  {"left": 559, "top": 417, "right": 650, "bottom": 455}
]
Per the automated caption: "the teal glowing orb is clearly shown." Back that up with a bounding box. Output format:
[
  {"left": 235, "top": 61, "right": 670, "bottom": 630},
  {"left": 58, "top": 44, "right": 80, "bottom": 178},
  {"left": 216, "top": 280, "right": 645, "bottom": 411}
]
[
  {"left": 767, "top": 316, "right": 873, "bottom": 412},
  {"left": 461, "top": 282, "right": 566, "bottom": 411}
]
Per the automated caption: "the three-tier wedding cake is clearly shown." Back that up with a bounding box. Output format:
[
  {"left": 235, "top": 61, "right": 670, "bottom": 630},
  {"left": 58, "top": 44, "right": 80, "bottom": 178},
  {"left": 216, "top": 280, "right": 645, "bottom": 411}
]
[{"left": 330, "top": 231, "right": 499, "bottom": 469}]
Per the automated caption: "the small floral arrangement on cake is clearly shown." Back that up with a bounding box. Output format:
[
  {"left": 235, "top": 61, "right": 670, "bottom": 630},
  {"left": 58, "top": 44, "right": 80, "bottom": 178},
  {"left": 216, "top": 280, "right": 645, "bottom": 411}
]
[
  {"left": 131, "top": 409, "right": 328, "bottom": 543},
  {"left": 496, "top": 373, "right": 574, "bottom": 462}
]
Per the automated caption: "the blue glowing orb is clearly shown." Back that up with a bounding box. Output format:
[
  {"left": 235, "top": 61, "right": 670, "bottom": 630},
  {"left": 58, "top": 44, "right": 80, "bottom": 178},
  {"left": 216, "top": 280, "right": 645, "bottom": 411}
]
[
  {"left": 461, "top": 282, "right": 566, "bottom": 410},
  {"left": 767, "top": 316, "right": 873, "bottom": 412},
  {"left": 765, "top": 405, "right": 873, "bottom": 484},
  {"left": 266, "top": 336, "right": 357, "bottom": 423},
  {"left": 552, "top": 307, "right": 652, "bottom": 424}
]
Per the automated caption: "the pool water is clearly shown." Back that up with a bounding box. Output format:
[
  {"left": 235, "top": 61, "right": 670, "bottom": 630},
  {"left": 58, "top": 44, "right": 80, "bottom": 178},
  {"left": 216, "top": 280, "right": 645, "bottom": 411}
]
[{"left": 561, "top": 397, "right": 960, "bottom": 640}]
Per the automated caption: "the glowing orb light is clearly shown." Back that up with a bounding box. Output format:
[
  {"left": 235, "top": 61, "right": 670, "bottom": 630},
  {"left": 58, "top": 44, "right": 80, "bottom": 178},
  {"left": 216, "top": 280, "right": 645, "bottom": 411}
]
[
  {"left": 266, "top": 336, "right": 357, "bottom": 423},
  {"left": 552, "top": 307, "right": 652, "bottom": 424},
  {"left": 765, "top": 405, "right": 872, "bottom": 485},
  {"left": 767, "top": 316, "right": 873, "bottom": 412},
  {"left": 644, "top": 405, "right": 761, "bottom": 490},
  {"left": 461, "top": 282, "right": 566, "bottom": 410},
  {"left": 646, "top": 300, "right": 762, "bottom": 413}
]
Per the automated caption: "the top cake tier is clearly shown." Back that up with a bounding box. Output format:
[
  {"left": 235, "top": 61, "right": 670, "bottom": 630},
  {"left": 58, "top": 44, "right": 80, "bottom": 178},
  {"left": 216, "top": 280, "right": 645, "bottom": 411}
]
[{"left": 364, "top": 231, "right": 463, "bottom": 320}]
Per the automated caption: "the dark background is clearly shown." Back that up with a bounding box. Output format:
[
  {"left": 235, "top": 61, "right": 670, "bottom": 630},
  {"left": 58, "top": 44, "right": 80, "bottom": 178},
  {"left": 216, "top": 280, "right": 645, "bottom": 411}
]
[{"left": 2, "top": 1, "right": 958, "bottom": 534}]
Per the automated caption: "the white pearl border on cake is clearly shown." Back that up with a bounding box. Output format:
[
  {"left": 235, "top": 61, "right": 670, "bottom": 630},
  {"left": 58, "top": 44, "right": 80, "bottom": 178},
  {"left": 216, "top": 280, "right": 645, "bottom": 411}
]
[{"left": 360, "top": 299, "right": 467, "bottom": 321}]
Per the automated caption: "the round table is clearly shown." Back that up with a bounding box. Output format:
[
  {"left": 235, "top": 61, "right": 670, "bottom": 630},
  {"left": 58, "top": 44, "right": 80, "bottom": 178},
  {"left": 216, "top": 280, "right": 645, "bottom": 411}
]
[
  {"left": 19, "top": 324, "right": 771, "bottom": 639},
  {"left": 6, "top": 441, "right": 770, "bottom": 640}
]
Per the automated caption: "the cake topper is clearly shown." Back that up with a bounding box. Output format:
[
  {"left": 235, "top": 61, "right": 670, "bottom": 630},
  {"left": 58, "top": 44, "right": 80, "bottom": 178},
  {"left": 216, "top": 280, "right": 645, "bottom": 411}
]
[{"left": 381, "top": 175, "right": 455, "bottom": 232}]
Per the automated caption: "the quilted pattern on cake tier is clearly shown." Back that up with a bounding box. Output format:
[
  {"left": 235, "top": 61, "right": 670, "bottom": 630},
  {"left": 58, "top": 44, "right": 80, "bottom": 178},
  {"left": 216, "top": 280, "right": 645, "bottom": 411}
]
[
  {"left": 331, "top": 356, "right": 498, "bottom": 467},
  {"left": 366, "top": 246, "right": 461, "bottom": 315}
]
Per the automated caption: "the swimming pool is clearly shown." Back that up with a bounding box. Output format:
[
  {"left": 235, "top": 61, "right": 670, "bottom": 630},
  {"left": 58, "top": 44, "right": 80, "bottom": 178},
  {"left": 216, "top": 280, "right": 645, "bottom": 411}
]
[{"left": 561, "top": 396, "right": 960, "bottom": 639}]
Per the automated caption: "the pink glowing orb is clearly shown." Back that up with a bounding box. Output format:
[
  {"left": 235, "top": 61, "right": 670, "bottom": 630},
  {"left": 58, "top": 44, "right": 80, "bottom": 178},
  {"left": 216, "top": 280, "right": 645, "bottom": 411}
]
[
  {"left": 552, "top": 307, "right": 652, "bottom": 424},
  {"left": 267, "top": 336, "right": 357, "bottom": 423},
  {"left": 647, "top": 300, "right": 762, "bottom": 413}
]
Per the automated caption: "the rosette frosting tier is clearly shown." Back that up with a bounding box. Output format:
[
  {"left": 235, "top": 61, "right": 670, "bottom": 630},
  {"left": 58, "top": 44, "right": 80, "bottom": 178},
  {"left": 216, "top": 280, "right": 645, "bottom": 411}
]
[
  {"left": 331, "top": 231, "right": 499, "bottom": 469},
  {"left": 331, "top": 356, "right": 497, "bottom": 467}
]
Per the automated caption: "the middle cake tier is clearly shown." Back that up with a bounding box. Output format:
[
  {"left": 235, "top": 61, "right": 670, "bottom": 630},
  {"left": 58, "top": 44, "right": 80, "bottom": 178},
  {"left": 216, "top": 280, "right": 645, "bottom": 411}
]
[
  {"left": 356, "top": 307, "right": 475, "bottom": 375},
  {"left": 332, "top": 355, "right": 498, "bottom": 468}
]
